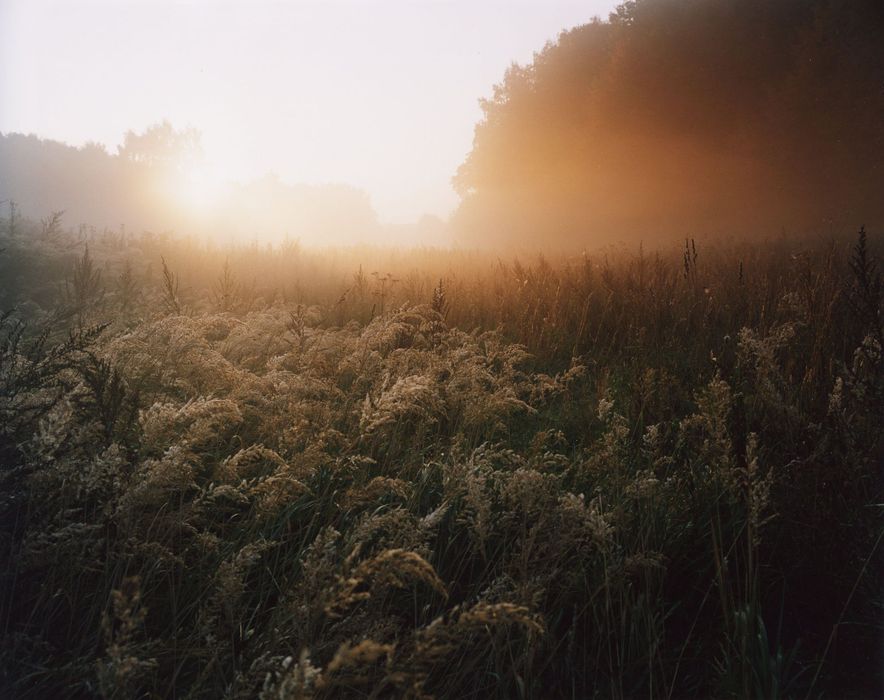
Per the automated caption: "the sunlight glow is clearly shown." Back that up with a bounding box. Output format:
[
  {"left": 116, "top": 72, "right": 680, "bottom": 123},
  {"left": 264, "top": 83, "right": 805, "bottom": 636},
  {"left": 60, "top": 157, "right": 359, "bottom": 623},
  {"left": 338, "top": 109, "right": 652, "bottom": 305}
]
[
  {"left": 0, "top": 0, "right": 620, "bottom": 225},
  {"left": 176, "top": 164, "right": 224, "bottom": 216}
]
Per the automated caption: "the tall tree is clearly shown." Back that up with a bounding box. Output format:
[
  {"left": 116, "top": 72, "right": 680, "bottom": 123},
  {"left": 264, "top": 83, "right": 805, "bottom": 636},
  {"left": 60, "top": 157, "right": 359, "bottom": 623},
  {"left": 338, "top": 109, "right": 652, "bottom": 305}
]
[{"left": 454, "top": 0, "right": 884, "bottom": 248}]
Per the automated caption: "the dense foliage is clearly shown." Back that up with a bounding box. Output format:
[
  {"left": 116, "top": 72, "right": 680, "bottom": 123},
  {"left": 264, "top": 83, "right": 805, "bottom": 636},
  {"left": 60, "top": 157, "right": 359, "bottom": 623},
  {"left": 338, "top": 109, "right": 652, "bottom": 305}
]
[
  {"left": 455, "top": 0, "right": 884, "bottom": 246},
  {"left": 0, "top": 221, "right": 881, "bottom": 698}
]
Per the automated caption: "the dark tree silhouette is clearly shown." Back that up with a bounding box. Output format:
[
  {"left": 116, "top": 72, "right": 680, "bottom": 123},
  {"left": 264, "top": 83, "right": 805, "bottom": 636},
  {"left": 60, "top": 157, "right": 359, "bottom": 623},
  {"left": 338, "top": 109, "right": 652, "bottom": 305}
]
[{"left": 454, "top": 0, "right": 884, "bottom": 248}]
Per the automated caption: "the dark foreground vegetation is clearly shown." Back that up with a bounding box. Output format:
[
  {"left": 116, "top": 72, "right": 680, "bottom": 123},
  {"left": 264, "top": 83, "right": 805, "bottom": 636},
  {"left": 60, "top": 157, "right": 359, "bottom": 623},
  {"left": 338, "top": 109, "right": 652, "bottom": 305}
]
[{"left": 0, "top": 221, "right": 881, "bottom": 698}]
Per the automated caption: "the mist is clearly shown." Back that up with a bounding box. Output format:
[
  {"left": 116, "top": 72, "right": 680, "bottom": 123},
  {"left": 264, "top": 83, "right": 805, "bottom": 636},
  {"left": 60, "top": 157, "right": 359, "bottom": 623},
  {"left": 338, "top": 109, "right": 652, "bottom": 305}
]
[
  {"left": 2, "top": 0, "right": 883, "bottom": 250},
  {"left": 454, "top": 0, "right": 884, "bottom": 248},
  {"left": 3, "top": 2, "right": 884, "bottom": 697}
]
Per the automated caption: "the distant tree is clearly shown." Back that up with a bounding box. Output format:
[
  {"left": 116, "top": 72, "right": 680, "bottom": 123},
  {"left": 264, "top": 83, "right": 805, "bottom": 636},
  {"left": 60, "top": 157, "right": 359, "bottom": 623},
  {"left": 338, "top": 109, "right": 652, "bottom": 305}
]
[
  {"left": 40, "top": 210, "right": 64, "bottom": 240},
  {"left": 7, "top": 201, "right": 20, "bottom": 237},
  {"left": 118, "top": 121, "right": 202, "bottom": 172},
  {"left": 0, "top": 124, "right": 381, "bottom": 243}
]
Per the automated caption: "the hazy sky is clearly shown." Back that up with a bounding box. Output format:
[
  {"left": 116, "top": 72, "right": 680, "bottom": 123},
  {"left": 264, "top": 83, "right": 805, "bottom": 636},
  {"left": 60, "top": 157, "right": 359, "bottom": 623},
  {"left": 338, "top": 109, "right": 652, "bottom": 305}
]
[{"left": 1, "top": 0, "right": 619, "bottom": 223}]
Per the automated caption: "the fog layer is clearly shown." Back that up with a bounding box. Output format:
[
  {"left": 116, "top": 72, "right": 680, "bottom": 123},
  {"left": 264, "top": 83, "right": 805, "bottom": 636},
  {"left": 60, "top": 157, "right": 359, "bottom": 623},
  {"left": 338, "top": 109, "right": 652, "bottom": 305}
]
[
  {"left": 3, "top": 0, "right": 882, "bottom": 249},
  {"left": 0, "top": 125, "right": 386, "bottom": 246},
  {"left": 454, "top": 0, "right": 884, "bottom": 248}
]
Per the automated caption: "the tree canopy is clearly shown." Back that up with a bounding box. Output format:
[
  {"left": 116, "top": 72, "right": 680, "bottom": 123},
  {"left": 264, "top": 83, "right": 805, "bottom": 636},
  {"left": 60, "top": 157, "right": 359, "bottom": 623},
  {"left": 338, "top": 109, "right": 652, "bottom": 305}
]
[
  {"left": 118, "top": 121, "right": 203, "bottom": 170},
  {"left": 454, "top": 0, "right": 884, "bottom": 248}
]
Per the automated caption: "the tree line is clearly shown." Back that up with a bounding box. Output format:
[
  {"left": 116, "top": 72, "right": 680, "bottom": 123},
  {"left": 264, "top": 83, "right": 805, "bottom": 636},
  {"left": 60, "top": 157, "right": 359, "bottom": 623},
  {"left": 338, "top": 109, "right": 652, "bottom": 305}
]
[{"left": 454, "top": 0, "right": 884, "bottom": 248}]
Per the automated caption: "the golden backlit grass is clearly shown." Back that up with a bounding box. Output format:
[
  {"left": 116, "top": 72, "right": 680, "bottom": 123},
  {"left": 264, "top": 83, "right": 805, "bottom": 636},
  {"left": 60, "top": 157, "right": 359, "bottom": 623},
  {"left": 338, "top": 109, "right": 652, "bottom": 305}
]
[{"left": 0, "top": 224, "right": 881, "bottom": 698}]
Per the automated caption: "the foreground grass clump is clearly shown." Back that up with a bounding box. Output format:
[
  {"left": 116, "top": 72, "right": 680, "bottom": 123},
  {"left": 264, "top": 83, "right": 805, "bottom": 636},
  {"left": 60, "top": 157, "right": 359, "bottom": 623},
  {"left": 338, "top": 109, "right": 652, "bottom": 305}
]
[{"left": 0, "top": 225, "right": 881, "bottom": 698}]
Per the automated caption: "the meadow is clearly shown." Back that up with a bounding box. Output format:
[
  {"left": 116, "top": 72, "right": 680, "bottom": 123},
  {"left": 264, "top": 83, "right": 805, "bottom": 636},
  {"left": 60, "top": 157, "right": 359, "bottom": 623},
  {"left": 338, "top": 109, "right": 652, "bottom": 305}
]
[{"left": 0, "top": 222, "right": 881, "bottom": 698}]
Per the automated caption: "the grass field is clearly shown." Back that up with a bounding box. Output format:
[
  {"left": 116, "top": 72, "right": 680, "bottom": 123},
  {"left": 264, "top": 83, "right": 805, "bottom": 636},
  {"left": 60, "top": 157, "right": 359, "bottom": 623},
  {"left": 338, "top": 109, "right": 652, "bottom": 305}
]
[{"left": 1, "top": 224, "right": 881, "bottom": 698}]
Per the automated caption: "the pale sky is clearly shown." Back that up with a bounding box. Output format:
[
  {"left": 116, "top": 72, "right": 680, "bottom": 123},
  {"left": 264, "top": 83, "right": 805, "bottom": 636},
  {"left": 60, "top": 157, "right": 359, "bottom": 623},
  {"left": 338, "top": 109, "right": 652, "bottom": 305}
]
[{"left": 0, "top": 0, "right": 619, "bottom": 223}]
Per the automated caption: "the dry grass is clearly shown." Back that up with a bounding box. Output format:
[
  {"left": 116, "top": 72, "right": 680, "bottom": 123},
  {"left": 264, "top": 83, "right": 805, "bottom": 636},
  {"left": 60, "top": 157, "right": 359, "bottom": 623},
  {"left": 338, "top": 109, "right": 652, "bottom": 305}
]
[{"left": 0, "top": 222, "right": 881, "bottom": 698}]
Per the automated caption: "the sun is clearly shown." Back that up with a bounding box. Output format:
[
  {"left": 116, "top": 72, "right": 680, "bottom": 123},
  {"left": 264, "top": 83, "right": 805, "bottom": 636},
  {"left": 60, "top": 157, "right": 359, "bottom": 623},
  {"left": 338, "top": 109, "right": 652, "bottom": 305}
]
[{"left": 176, "top": 163, "right": 223, "bottom": 215}]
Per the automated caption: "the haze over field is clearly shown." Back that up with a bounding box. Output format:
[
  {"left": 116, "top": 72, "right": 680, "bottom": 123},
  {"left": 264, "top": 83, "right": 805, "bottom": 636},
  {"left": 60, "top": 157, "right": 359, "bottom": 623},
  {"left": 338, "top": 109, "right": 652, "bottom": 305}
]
[
  {"left": 1, "top": 0, "right": 883, "bottom": 247},
  {"left": 1, "top": 2, "right": 883, "bottom": 698},
  {"left": 1, "top": 0, "right": 617, "bottom": 235}
]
